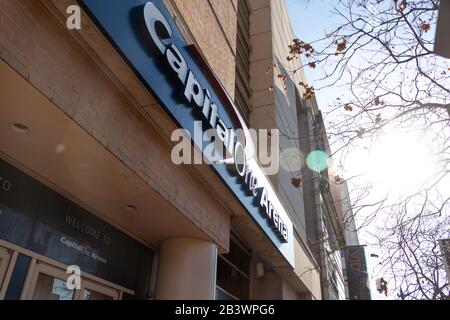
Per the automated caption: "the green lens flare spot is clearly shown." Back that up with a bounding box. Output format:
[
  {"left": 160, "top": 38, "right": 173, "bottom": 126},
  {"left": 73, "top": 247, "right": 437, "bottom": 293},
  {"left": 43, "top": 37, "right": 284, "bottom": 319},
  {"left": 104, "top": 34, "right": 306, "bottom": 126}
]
[{"left": 306, "top": 150, "right": 329, "bottom": 172}]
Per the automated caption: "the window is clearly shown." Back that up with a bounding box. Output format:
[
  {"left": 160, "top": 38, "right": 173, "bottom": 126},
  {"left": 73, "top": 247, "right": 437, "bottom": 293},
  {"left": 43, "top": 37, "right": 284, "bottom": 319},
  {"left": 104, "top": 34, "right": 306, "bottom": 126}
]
[
  {"left": 215, "top": 287, "right": 236, "bottom": 300},
  {"left": 216, "top": 256, "right": 249, "bottom": 300},
  {"left": 235, "top": 0, "right": 252, "bottom": 124},
  {"left": 216, "top": 235, "right": 251, "bottom": 300},
  {"left": 328, "top": 268, "right": 339, "bottom": 299}
]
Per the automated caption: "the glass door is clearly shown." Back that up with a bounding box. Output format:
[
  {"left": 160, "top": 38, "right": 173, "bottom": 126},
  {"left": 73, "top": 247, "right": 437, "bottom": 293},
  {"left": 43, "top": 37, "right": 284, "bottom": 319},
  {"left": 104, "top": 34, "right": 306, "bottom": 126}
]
[
  {"left": 27, "top": 263, "right": 75, "bottom": 300},
  {"left": 25, "top": 262, "right": 120, "bottom": 300},
  {"left": 77, "top": 279, "right": 118, "bottom": 300}
]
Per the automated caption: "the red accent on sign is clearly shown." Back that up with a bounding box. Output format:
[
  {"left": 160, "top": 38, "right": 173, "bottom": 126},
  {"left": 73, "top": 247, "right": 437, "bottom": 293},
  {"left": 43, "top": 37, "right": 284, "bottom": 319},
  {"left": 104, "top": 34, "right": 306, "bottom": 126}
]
[{"left": 186, "top": 45, "right": 243, "bottom": 129}]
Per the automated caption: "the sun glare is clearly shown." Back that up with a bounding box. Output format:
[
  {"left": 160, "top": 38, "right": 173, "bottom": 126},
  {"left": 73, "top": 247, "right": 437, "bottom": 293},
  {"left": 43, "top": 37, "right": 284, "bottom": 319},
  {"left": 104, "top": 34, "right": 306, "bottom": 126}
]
[{"left": 345, "top": 132, "right": 438, "bottom": 193}]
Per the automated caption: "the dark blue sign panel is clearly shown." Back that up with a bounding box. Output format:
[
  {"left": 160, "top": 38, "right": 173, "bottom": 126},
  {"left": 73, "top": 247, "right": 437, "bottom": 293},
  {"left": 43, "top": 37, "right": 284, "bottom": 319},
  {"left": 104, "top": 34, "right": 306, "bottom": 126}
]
[
  {"left": 439, "top": 239, "right": 450, "bottom": 282},
  {"left": 78, "top": 0, "right": 295, "bottom": 267},
  {"left": 344, "top": 245, "right": 371, "bottom": 300},
  {"left": 0, "top": 159, "right": 153, "bottom": 292}
]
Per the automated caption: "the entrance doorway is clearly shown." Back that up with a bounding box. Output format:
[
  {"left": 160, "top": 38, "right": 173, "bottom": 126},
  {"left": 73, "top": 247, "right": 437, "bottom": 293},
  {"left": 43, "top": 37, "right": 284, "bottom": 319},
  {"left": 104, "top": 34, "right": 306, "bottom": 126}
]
[
  {"left": 24, "top": 262, "right": 119, "bottom": 300},
  {"left": 0, "top": 241, "right": 133, "bottom": 300}
]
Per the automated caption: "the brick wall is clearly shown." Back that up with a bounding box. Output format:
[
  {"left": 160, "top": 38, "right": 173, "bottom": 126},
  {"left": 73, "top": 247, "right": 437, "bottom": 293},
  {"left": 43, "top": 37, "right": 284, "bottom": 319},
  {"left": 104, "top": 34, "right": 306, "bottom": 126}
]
[
  {"left": 171, "top": 0, "right": 237, "bottom": 98},
  {"left": 0, "top": 0, "right": 230, "bottom": 250}
]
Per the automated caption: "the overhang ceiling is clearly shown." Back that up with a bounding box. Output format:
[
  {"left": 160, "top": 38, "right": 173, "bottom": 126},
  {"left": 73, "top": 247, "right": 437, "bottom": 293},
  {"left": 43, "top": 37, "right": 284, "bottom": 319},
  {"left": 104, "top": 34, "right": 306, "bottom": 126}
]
[{"left": 0, "top": 58, "right": 210, "bottom": 249}]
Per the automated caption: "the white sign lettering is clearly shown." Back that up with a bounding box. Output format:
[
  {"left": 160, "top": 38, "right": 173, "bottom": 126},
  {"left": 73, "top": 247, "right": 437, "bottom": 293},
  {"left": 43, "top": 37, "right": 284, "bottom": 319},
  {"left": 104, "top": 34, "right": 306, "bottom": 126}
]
[
  {"left": 143, "top": 2, "right": 289, "bottom": 243},
  {"left": 60, "top": 236, "right": 107, "bottom": 264},
  {"left": 0, "top": 176, "right": 11, "bottom": 192}
]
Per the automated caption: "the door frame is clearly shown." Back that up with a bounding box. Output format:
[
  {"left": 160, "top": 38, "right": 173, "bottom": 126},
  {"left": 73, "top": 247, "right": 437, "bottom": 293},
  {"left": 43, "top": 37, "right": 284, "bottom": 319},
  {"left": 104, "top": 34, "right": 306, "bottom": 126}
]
[
  {"left": 77, "top": 278, "right": 120, "bottom": 300},
  {"left": 0, "top": 246, "right": 15, "bottom": 299},
  {"left": 22, "top": 261, "right": 77, "bottom": 300},
  {"left": 0, "top": 239, "right": 133, "bottom": 299}
]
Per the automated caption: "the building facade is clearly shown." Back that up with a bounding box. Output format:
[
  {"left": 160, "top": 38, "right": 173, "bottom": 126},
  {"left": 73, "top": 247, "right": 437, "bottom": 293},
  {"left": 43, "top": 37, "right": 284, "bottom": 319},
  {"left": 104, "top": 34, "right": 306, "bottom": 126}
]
[
  {"left": 0, "top": 0, "right": 360, "bottom": 300},
  {"left": 298, "top": 96, "right": 347, "bottom": 300},
  {"left": 435, "top": 0, "right": 450, "bottom": 60}
]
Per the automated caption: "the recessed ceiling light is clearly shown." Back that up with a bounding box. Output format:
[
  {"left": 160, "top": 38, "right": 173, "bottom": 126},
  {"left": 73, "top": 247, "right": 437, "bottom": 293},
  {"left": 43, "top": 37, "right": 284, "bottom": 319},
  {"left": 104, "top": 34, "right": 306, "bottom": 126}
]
[
  {"left": 10, "top": 122, "right": 30, "bottom": 134},
  {"left": 125, "top": 204, "right": 137, "bottom": 212}
]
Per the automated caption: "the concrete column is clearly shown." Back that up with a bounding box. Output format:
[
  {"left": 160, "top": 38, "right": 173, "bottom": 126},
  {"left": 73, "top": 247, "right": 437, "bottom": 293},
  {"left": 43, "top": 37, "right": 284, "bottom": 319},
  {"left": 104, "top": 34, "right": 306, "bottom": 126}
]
[{"left": 155, "top": 238, "right": 218, "bottom": 300}]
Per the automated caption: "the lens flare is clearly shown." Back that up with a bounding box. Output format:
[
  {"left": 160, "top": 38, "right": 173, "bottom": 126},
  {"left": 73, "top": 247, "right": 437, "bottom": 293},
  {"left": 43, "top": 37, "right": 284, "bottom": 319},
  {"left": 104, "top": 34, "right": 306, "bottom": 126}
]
[
  {"left": 344, "top": 131, "right": 438, "bottom": 193},
  {"left": 306, "top": 150, "right": 329, "bottom": 172},
  {"left": 280, "top": 147, "right": 304, "bottom": 172}
]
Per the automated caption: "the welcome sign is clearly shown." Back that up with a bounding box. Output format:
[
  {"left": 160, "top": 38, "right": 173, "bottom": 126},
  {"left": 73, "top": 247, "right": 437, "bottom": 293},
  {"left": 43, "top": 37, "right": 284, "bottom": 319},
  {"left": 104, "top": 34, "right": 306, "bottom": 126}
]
[
  {"left": 79, "top": 0, "right": 295, "bottom": 267},
  {"left": 0, "top": 158, "right": 153, "bottom": 290}
]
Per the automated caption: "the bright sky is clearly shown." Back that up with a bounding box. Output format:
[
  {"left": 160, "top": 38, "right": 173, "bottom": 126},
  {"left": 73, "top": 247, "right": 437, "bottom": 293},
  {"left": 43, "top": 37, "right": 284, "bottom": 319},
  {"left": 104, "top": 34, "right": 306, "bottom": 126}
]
[
  {"left": 285, "top": 0, "right": 396, "bottom": 300},
  {"left": 285, "top": 0, "right": 341, "bottom": 109}
]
